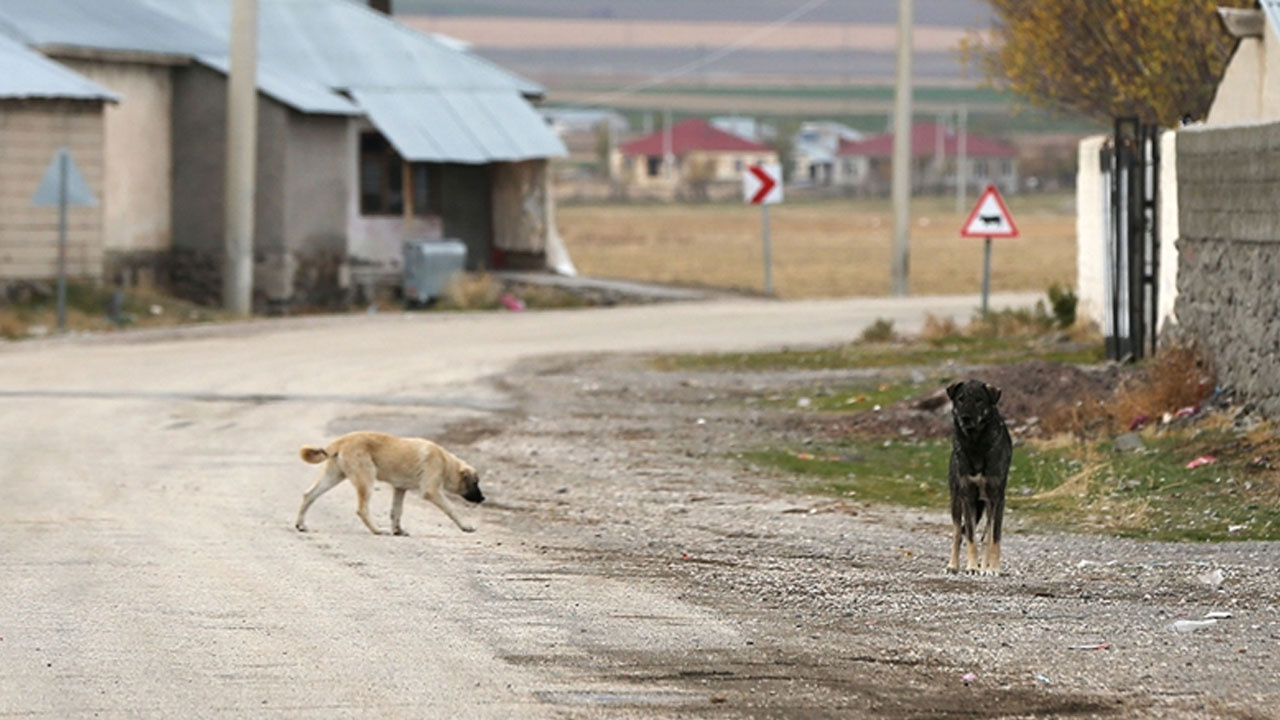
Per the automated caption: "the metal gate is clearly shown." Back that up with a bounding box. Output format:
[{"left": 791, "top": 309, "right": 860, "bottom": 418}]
[{"left": 1101, "top": 118, "right": 1161, "bottom": 362}]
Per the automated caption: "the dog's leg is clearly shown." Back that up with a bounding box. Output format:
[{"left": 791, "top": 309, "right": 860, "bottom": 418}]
[
  {"left": 296, "top": 461, "right": 345, "bottom": 532},
  {"left": 962, "top": 495, "right": 981, "bottom": 574},
  {"left": 344, "top": 458, "right": 385, "bottom": 536},
  {"left": 947, "top": 522, "right": 962, "bottom": 574},
  {"left": 424, "top": 490, "right": 475, "bottom": 533},
  {"left": 390, "top": 487, "right": 409, "bottom": 536},
  {"left": 983, "top": 497, "right": 1005, "bottom": 575}
]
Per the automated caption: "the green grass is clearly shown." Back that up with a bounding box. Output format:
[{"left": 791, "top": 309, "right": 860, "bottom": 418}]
[
  {"left": 655, "top": 334, "right": 1104, "bottom": 373},
  {"left": 747, "top": 430, "right": 1280, "bottom": 542}
]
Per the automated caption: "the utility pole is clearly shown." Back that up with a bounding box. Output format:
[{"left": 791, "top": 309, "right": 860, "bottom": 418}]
[
  {"left": 224, "top": 0, "right": 258, "bottom": 316},
  {"left": 956, "top": 105, "right": 968, "bottom": 213},
  {"left": 890, "top": 0, "right": 913, "bottom": 297},
  {"left": 662, "top": 107, "right": 674, "bottom": 180}
]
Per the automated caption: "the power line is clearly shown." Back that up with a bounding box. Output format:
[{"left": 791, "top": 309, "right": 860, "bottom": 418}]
[{"left": 577, "top": 0, "right": 834, "bottom": 108}]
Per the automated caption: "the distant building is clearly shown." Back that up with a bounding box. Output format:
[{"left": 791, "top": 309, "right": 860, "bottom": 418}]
[
  {"left": 0, "top": 35, "right": 117, "bottom": 286},
  {"left": 710, "top": 116, "right": 775, "bottom": 143},
  {"left": 0, "top": 0, "right": 568, "bottom": 310},
  {"left": 611, "top": 117, "right": 779, "bottom": 200},
  {"left": 542, "top": 107, "right": 629, "bottom": 137},
  {"left": 835, "top": 122, "right": 1017, "bottom": 195},
  {"left": 790, "top": 121, "right": 864, "bottom": 187}
]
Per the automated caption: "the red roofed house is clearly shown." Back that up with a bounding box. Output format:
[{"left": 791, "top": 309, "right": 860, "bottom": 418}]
[
  {"left": 611, "top": 117, "right": 779, "bottom": 200},
  {"left": 835, "top": 123, "right": 1018, "bottom": 196}
]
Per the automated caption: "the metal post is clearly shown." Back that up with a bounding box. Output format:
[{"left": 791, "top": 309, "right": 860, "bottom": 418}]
[
  {"left": 56, "top": 150, "right": 68, "bottom": 332},
  {"left": 981, "top": 236, "right": 992, "bottom": 316},
  {"left": 956, "top": 105, "right": 967, "bottom": 213},
  {"left": 224, "top": 0, "right": 258, "bottom": 316},
  {"left": 662, "top": 108, "right": 674, "bottom": 180},
  {"left": 890, "top": 0, "right": 913, "bottom": 296},
  {"left": 762, "top": 204, "right": 773, "bottom": 295}
]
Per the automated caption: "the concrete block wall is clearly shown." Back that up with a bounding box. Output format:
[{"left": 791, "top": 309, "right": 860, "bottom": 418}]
[{"left": 1175, "top": 121, "right": 1280, "bottom": 415}]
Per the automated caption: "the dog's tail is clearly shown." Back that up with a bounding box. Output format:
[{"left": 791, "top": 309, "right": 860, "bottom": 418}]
[{"left": 299, "top": 446, "right": 329, "bottom": 464}]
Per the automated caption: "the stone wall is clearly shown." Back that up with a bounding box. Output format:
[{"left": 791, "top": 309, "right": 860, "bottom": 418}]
[{"left": 1175, "top": 121, "right": 1280, "bottom": 415}]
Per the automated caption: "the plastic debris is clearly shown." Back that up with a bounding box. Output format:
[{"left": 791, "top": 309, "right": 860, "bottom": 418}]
[
  {"left": 1185, "top": 455, "right": 1217, "bottom": 469},
  {"left": 1175, "top": 405, "right": 1198, "bottom": 419},
  {"left": 1128, "top": 414, "right": 1150, "bottom": 431},
  {"left": 797, "top": 397, "right": 812, "bottom": 408},
  {"left": 696, "top": 418, "right": 707, "bottom": 425},
  {"left": 1204, "top": 611, "right": 1233, "bottom": 620},
  {"left": 500, "top": 293, "right": 526, "bottom": 312},
  {"left": 1035, "top": 674, "right": 1052, "bottom": 685},
  {"left": 1197, "top": 568, "right": 1226, "bottom": 588},
  {"left": 961, "top": 672, "right": 977, "bottom": 686},
  {"left": 1068, "top": 642, "right": 1112, "bottom": 651},
  {"left": 1168, "top": 619, "right": 1217, "bottom": 633}
]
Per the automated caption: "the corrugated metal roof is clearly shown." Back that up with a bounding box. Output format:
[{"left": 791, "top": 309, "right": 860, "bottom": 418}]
[
  {"left": 0, "top": 34, "right": 118, "bottom": 101},
  {"left": 353, "top": 88, "right": 566, "bottom": 163},
  {"left": 195, "top": 55, "right": 359, "bottom": 116},
  {"left": 0, "top": 0, "right": 224, "bottom": 57},
  {"left": 142, "top": 0, "right": 544, "bottom": 96}
]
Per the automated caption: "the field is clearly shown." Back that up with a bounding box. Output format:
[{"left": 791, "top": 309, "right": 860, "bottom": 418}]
[{"left": 557, "top": 194, "right": 1077, "bottom": 298}]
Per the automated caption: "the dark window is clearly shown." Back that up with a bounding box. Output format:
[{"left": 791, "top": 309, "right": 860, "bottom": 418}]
[
  {"left": 359, "top": 133, "right": 431, "bottom": 217},
  {"left": 646, "top": 156, "right": 662, "bottom": 177}
]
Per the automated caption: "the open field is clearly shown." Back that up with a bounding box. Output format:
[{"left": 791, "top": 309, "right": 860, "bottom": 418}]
[{"left": 558, "top": 194, "right": 1077, "bottom": 298}]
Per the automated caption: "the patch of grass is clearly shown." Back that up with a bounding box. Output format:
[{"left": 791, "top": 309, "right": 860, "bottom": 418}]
[
  {"left": 747, "top": 440, "right": 1072, "bottom": 509},
  {"left": 0, "top": 281, "right": 224, "bottom": 339},
  {"left": 770, "top": 376, "right": 934, "bottom": 412},
  {"left": 655, "top": 334, "right": 1104, "bottom": 373},
  {"left": 749, "top": 428, "right": 1280, "bottom": 542}
]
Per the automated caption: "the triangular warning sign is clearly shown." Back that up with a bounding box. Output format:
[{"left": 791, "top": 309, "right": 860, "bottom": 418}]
[
  {"left": 32, "top": 147, "right": 97, "bottom": 208},
  {"left": 960, "top": 184, "right": 1018, "bottom": 238}
]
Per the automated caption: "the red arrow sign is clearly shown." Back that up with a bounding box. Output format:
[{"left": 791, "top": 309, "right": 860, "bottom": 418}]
[{"left": 748, "top": 165, "right": 777, "bottom": 205}]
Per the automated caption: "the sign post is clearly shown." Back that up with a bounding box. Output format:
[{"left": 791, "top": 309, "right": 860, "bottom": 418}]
[
  {"left": 743, "top": 162, "right": 783, "bottom": 295},
  {"left": 959, "top": 183, "right": 1019, "bottom": 315},
  {"left": 32, "top": 147, "right": 98, "bottom": 332}
]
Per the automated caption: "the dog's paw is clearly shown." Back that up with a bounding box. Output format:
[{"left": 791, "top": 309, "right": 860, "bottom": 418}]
[
  {"left": 295, "top": 523, "right": 308, "bottom": 533},
  {"left": 458, "top": 524, "right": 476, "bottom": 533},
  {"left": 980, "top": 568, "right": 1001, "bottom": 577},
  {"left": 393, "top": 528, "right": 410, "bottom": 537},
  {"left": 945, "top": 565, "right": 958, "bottom": 575}
]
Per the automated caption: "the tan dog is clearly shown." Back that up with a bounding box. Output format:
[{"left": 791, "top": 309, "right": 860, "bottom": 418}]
[{"left": 295, "top": 431, "right": 484, "bottom": 535}]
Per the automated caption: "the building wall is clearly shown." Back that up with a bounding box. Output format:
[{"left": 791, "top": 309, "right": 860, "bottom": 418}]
[
  {"left": 492, "top": 159, "right": 547, "bottom": 266},
  {"left": 1206, "top": 37, "right": 1264, "bottom": 126},
  {"left": 1175, "top": 121, "right": 1280, "bottom": 415},
  {"left": 281, "top": 111, "right": 351, "bottom": 306},
  {"left": 0, "top": 100, "right": 106, "bottom": 281},
  {"left": 170, "top": 63, "right": 290, "bottom": 305},
  {"left": 58, "top": 58, "right": 171, "bottom": 284}
]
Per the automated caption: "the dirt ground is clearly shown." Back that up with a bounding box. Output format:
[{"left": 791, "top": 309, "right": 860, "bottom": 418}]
[{"left": 447, "top": 352, "right": 1280, "bottom": 719}]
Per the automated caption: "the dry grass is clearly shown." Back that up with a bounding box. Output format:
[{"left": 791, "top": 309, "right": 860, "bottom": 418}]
[
  {"left": 558, "top": 194, "right": 1076, "bottom": 298},
  {"left": 1045, "top": 345, "right": 1215, "bottom": 437}
]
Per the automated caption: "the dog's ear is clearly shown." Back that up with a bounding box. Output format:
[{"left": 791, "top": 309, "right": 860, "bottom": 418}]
[
  {"left": 946, "top": 381, "right": 964, "bottom": 400},
  {"left": 984, "top": 383, "right": 1002, "bottom": 405}
]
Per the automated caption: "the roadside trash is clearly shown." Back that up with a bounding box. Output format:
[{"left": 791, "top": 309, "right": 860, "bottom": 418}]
[
  {"left": 1035, "top": 674, "right": 1051, "bottom": 685},
  {"left": 1175, "top": 405, "right": 1198, "bottom": 419},
  {"left": 1068, "top": 642, "right": 1112, "bottom": 651},
  {"left": 1128, "top": 414, "right": 1150, "bottom": 431},
  {"left": 500, "top": 293, "right": 526, "bottom": 311},
  {"left": 1114, "top": 432, "right": 1145, "bottom": 453},
  {"left": 1204, "top": 611, "right": 1233, "bottom": 620},
  {"left": 696, "top": 418, "right": 707, "bottom": 425},
  {"left": 1197, "top": 568, "right": 1226, "bottom": 588},
  {"left": 1185, "top": 455, "right": 1217, "bottom": 469},
  {"left": 149, "top": 303, "right": 163, "bottom": 316},
  {"left": 1161, "top": 412, "right": 1174, "bottom": 425},
  {"left": 1228, "top": 524, "right": 1248, "bottom": 533},
  {"left": 1168, "top": 619, "right": 1217, "bottom": 634},
  {"left": 681, "top": 553, "right": 691, "bottom": 560},
  {"left": 1248, "top": 455, "right": 1271, "bottom": 469},
  {"left": 795, "top": 452, "right": 814, "bottom": 460},
  {"left": 797, "top": 397, "right": 812, "bottom": 408},
  {"left": 961, "top": 672, "right": 977, "bottom": 686}
]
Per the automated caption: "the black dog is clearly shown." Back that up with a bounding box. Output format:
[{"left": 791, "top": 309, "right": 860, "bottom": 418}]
[{"left": 946, "top": 380, "right": 1012, "bottom": 575}]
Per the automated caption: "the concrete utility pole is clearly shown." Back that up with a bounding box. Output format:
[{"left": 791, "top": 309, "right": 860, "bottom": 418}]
[
  {"left": 956, "top": 105, "right": 968, "bottom": 213},
  {"left": 224, "top": 0, "right": 258, "bottom": 316},
  {"left": 890, "top": 0, "right": 913, "bottom": 296},
  {"left": 662, "top": 107, "right": 674, "bottom": 180}
]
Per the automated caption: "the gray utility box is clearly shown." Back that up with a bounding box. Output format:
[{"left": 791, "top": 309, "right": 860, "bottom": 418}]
[{"left": 402, "top": 239, "right": 466, "bottom": 303}]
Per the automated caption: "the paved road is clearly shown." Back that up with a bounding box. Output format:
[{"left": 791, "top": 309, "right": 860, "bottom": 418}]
[{"left": 0, "top": 293, "right": 1038, "bottom": 718}]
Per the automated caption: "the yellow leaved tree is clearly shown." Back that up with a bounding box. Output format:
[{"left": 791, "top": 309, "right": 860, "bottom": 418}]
[{"left": 963, "top": 0, "right": 1253, "bottom": 126}]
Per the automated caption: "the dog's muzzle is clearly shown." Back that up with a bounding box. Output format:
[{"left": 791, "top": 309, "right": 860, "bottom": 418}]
[{"left": 463, "top": 487, "right": 485, "bottom": 504}]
